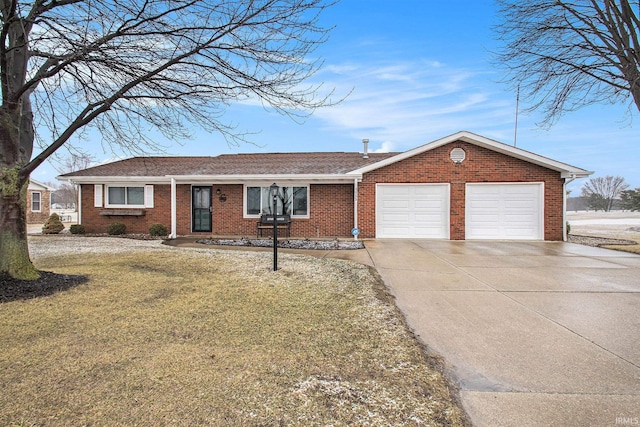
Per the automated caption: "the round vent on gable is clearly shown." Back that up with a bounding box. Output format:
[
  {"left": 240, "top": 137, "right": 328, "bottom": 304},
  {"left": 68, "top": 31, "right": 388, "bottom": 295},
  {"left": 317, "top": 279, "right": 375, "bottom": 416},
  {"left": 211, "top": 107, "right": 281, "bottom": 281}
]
[{"left": 450, "top": 147, "right": 466, "bottom": 163}]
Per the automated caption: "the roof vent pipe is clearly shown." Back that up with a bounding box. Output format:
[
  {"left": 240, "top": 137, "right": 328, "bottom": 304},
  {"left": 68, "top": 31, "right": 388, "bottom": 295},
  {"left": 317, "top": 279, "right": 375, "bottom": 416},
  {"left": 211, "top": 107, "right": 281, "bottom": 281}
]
[{"left": 362, "top": 139, "right": 369, "bottom": 159}]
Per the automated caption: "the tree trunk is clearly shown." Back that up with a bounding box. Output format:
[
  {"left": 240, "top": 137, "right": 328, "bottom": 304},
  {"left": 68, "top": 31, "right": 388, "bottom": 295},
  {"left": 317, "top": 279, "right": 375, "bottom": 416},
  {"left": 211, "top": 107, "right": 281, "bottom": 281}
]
[
  {"left": 0, "top": 9, "right": 39, "bottom": 280},
  {"left": 0, "top": 171, "right": 40, "bottom": 280}
]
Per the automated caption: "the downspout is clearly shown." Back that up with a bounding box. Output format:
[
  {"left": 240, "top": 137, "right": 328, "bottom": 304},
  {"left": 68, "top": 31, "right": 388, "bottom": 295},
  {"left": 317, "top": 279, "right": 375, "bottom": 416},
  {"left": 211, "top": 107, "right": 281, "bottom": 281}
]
[
  {"left": 353, "top": 178, "right": 359, "bottom": 240},
  {"left": 563, "top": 174, "right": 577, "bottom": 241},
  {"left": 170, "top": 178, "right": 177, "bottom": 239}
]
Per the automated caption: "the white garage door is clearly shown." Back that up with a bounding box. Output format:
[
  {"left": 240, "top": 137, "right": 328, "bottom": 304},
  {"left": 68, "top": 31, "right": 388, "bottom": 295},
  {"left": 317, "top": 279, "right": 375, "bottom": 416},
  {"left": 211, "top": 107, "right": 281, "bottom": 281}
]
[
  {"left": 376, "top": 184, "right": 449, "bottom": 238},
  {"left": 466, "top": 183, "right": 543, "bottom": 240}
]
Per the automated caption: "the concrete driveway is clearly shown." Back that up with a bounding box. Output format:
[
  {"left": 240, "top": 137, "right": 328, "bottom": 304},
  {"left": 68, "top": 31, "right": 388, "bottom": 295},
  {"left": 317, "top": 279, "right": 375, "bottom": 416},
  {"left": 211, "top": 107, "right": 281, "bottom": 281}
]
[{"left": 365, "top": 240, "right": 640, "bottom": 427}]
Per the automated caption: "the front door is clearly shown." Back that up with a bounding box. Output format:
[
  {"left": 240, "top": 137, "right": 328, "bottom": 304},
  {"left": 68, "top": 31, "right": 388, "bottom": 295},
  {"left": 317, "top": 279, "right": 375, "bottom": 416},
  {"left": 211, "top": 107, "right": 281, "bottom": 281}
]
[{"left": 192, "top": 186, "right": 212, "bottom": 232}]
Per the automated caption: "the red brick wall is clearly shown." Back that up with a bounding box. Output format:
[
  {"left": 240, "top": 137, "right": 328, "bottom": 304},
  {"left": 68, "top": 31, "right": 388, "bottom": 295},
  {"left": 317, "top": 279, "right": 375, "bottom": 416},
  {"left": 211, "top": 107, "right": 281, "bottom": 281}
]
[
  {"left": 81, "top": 183, "right": 354, "bottom": 238},
  {"left": 357, "top": 141, "right": 564, "bottom": 240},
  {"left": 26, "top": 189, "right": 51, "bottom": 224},
  {"left": 80, "top": 184, "right": 172, "bottom": 234},
  {"left": 199, "top": 184, "right": 353, "bottom": 238},
  {"left": 78, "top": 142, "right": 564, "bottom": 240}
]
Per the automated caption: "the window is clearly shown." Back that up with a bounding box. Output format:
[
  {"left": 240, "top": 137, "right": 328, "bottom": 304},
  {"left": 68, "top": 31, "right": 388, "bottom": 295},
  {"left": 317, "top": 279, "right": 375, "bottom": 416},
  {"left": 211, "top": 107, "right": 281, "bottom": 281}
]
[
  {"left": 245, "top": 185, "right": 308, "bottom": 217},
  {"left": 106, "top": 186, "right": 145, "bottom": 207},
  {"left": 31, "top": 192, "right": 41, "bottom": 212}
]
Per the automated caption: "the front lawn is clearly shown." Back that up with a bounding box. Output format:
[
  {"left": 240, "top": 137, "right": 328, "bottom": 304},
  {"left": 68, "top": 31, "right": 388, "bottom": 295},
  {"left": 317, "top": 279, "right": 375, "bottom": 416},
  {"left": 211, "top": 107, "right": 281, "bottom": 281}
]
[{"left": 0, "top": 238, "right": 466, "bottom": 426}]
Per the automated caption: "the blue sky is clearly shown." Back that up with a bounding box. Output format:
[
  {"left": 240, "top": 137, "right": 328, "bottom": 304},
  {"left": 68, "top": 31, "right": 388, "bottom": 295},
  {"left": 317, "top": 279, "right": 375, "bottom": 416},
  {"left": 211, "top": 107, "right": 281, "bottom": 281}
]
[{"left": 33, "top": 0, "right": 639, "bottom": 193}]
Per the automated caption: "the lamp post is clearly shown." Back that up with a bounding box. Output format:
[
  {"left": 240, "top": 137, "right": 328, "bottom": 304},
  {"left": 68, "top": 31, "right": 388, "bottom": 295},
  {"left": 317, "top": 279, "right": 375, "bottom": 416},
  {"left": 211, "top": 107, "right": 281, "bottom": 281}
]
[{"left": 270, "top": 183, "right": 279, "bottom": 271}]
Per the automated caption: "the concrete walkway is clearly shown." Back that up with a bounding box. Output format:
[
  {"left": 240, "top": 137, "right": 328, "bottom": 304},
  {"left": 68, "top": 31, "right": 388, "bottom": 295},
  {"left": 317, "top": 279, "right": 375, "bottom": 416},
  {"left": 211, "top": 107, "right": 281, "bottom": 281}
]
[{"left": 365, "top": 240, "right": 640, "bottom": 427}]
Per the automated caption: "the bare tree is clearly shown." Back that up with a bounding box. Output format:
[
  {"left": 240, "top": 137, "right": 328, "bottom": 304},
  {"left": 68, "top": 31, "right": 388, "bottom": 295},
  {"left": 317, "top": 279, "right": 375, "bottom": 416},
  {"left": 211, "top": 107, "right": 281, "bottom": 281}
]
[
  {"left": 0, "top": 0, "right": 337, "bottom": 280},
  {"left": 620, "top": 187, "right": 640, "bottom": 210},
  {"left": 494, "top": 0, "right": 640, "bottom": 124},
  {"left": 58, "top": 152, "right": 96, "bottom": 175},
  {"left": 51, "top": 183, "right": 77, "bottom": 209},
  {"left": 581, "top": 175, "right": 629, "bottom": 211},
  {"left": 54, "top": 152, "right": 96, "bottom": 210}
]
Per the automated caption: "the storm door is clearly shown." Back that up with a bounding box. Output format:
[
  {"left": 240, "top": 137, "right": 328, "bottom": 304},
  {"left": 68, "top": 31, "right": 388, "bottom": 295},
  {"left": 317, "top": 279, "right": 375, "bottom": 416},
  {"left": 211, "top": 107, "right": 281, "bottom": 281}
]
[{"left": 192, "top": 186, "right": 212, "bottom": 232}]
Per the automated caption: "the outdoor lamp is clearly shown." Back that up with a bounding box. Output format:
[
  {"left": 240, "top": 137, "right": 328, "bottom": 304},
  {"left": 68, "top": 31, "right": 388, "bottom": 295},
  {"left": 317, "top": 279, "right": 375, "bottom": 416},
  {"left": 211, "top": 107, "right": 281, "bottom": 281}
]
[
  {"left": 270, "top": 183, "right": 279, "bottom": 199},
  {"left": 270, "top": 183, "right": 279, "bottom": 271}
]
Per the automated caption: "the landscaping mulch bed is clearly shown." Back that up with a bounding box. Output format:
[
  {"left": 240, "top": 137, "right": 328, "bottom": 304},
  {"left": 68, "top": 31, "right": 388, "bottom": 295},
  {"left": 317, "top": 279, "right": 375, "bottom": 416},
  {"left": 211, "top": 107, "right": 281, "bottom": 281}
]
[
  {"left": 568, "top": 234, "right": 637, "bottom": 247},
  {"left": 196, "top": 237, "right": 365, "bottom": 250},
  {"left": 0, "top": 271, "right": 88, "bottom": 303}
]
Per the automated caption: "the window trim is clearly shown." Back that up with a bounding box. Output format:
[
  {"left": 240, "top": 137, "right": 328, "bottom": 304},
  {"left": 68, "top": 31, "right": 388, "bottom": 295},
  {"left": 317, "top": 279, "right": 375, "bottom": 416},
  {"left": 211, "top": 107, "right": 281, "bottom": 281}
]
[
  {"left": 105, "top": 184, "right": 152, "bottom": 208},
  {"left": 243, "top": 184, "right": 310, "bottom": 219},
  {"left": 31, "top": 191, "right": 42, "bottom": 212}
]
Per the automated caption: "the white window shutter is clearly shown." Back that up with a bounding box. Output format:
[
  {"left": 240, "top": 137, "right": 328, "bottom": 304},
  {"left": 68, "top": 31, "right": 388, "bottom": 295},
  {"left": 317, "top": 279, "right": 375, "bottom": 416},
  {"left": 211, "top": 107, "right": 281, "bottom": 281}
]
[
  {"left": 144, "top": 185, "right": 154, "bottom": 208},
  {"left": 94, "top": 185, "right": 103, "bottom": 207}
]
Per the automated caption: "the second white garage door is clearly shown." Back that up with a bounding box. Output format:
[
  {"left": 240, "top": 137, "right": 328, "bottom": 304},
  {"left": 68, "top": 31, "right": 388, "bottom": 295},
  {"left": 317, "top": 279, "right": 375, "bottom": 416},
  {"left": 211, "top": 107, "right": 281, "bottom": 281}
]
[
  {"left": 465, "top": 183, "right": 543, "bottom": 240},
  {"left": 376, "top": 184, "right": 449, "bottom": 238}
]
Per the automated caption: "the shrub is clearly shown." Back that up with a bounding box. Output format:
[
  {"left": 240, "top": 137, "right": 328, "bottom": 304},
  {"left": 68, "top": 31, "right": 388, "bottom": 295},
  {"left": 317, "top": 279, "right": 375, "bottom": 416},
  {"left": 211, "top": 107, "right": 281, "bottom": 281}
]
[
  {"left": 107, "top": 222, "right": 127, "bottom": 235},
  {"left": 149, "top": 223, "right": 168, "bottom": 237},
  {"left": 42, "top": 213, "right": 65, "bottom": 234},
  {"left": 69, "top": 224, "right": 86, "bottom": 235}
]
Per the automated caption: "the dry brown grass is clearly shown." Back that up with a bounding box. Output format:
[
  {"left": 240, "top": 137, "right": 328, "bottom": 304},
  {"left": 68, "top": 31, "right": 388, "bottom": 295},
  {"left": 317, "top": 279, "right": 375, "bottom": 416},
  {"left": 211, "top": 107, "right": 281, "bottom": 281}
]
[
  {"left": 0, "top": 245, "right": 465, "bottom": 426},
  {"left": 602, "top": 242, "right": 640, "bottom": 254},
  {"left": 596, "top": 231, "right": 640, "bottom": 255}
]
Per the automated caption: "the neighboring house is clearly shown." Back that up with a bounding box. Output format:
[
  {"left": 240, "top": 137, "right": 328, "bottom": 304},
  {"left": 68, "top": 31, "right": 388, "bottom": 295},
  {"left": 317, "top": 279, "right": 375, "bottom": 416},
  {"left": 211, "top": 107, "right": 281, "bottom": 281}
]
[
  {"left": 58, "top": 131, "right": 592, "bottom": 241},
  {"left": 26, "top": 179, "right": 56, "bottom": 224}
]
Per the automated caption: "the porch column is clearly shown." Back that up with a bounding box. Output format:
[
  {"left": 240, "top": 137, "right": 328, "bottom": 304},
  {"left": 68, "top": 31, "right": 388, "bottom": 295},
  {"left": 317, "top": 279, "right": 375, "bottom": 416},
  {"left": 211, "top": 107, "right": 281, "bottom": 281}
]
[
  {"left": 170, "top": 178, "right": 177, "bottom": 239},
  {"left": 76, "top": 184, "right": 82, "bottom": 224},
  {"left": 353, "top": 178, "right": 359, "bottom": 240}
]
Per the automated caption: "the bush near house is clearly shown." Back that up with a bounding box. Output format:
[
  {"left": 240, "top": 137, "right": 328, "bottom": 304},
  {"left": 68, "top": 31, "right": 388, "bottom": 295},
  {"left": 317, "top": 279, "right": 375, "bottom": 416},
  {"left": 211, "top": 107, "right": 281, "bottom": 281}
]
[
  {"left": 106, "top": 222, "right": 127, "bottom": 235},
  {"left": 42, "top": 213, "right": 65, "bottom": 234},
  {"left": 69, "top": 224, "right": 85, "bottom": 235},
  {"left": 149, "top": 223, "right": 168, "bottom": 237}
]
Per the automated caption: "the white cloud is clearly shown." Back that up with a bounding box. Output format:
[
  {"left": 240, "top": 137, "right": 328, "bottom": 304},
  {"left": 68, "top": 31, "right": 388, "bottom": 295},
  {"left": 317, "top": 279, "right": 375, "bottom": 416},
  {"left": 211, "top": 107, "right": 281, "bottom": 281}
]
[
  {"left": 371, "top": 141, "right": 397, "bottom": 153},
  {"left": 308, "top": 59, "right": 516, "bottom": 150}
]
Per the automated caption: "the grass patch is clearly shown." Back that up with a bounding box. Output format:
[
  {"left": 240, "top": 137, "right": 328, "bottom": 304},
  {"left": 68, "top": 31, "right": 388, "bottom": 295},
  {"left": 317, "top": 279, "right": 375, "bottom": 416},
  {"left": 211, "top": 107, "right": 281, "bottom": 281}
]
[
  {"left": 602, "top": 232, "right": 640, "bottom": 255},
  {"left": 0, "top": 245, "right": 466, "bottom": 426},
  {"left": 602, "top": 243, "right": 640, "bottom": 254}
]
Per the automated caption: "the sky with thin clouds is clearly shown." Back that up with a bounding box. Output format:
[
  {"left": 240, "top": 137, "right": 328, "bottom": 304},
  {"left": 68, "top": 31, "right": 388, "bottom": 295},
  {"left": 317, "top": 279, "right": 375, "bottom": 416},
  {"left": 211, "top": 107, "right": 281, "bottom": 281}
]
[{"left": 33, "top": 0, "right": 639, "bottom": 192}]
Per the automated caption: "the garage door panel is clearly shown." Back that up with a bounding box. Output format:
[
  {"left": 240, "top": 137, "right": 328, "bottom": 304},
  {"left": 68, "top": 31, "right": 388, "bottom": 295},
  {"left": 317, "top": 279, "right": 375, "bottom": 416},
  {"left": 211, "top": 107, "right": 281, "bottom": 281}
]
[
  {"left": 381, "top": 227, "right": 411, "bottom": 236},
  {"left": 414, "top": 200, "right": 443, "bottom": 209},
  {"left": 377, "top": 184, "right": 449, "bottom": 239},
  {"left": 382, "top": 200, "right": 410, "bottom": 209},
  {"left": 466, "top": 183, "right": 542, "bottom": 240},
  {"left": 504, "top": 200, "right": 538, "bottom": 212},
  {"left": 382, "top": 214, "right": 410, "bottom": 222},
  {"left": 415, "top": 213, "right": 445, "bottom": 221},
  {"left": 414, "top": 227, "right": 446, "bottom": 237}
]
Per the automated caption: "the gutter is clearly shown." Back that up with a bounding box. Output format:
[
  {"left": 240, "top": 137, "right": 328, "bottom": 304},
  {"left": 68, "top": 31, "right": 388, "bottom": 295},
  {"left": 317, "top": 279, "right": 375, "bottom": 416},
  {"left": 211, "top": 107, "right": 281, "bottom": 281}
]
[{"left": 563, "top": 174, "right": 578, "bottom": 241}]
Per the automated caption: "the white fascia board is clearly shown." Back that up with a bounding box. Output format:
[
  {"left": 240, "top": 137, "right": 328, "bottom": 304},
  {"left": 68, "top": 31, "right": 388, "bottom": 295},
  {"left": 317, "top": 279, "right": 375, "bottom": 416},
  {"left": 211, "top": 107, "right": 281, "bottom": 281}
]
[
  {"left": 167, "top": 174, "right": 354, "bottom": 184},
  {"left": 28, "top": 179, "right": 56, "bottom": 191},
  {"left": 347, "top": 130, "right": 593, "bottom": 177},
  {"left": 57, "top": 176, "right": 171, "bottom": 185},
  {"left": 560, "top": 170, "right": 594, "bottom": 178}
]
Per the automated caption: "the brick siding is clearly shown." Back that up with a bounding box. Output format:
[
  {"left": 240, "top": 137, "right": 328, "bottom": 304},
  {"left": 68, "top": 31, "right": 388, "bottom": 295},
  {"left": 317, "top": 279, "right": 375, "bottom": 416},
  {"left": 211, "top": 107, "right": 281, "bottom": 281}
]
[
  {"left": 78, "top": 141, "right": 564, "bottom": 240},
  {"left": 357, "top": 141, "right": 564, "bottom": 240},
  {"left": 81, "top": 183, "right": 354, "bottom": 238},
  {"left": 26, "top": 189, "right": 51, "bottom": 224}
]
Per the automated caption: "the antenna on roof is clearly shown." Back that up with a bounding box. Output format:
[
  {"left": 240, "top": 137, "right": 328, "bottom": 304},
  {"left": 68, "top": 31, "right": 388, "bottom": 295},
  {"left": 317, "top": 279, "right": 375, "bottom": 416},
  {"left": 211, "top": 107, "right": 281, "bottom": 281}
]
[
  {"left": 362, "top": 139, "right": 369, "bottom": 159},
  {"left": 513, "top": 84, "right": 520, "bottom": 147}
]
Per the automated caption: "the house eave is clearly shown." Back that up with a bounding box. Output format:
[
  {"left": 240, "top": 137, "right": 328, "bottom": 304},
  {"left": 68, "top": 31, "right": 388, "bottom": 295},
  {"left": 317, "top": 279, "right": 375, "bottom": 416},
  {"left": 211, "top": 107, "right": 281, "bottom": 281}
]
[
  {"left": 168, "top": 174, "right": 355, "bottom": 184},
  {"left": 57, "top": 175, "right": 171, "bottom": 185},
  {"left": 59, "top": 174, "right": 356, "bottom": 185}
]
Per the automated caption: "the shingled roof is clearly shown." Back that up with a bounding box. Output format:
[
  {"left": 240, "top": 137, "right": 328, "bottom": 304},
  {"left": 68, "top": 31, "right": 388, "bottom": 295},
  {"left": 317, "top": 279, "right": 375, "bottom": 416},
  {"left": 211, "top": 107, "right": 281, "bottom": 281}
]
[{"left": 59, "top": 152, "right": 399, "bottom": 178}]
